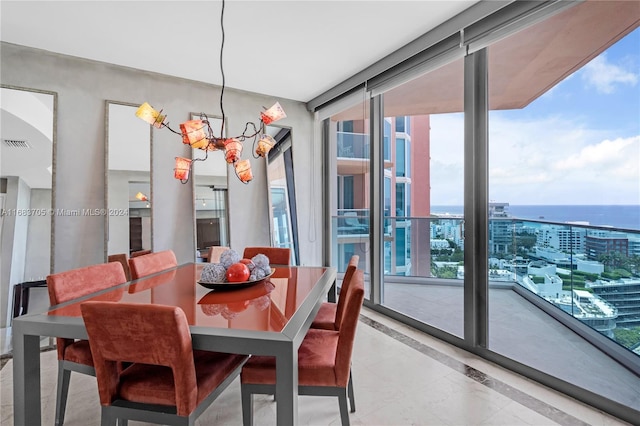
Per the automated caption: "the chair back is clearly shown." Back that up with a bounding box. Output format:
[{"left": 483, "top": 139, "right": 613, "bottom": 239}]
[
  {"left": 81, "top": 302, "right": 198, "bottom": 416},
  {"left": 130, "top": 249, "right": 152, "bottom": 258},
  {"left": 334, "top": 255, "right": 359, "bottom": 329},
  {"left": 208, "top": 246, "right": 230, "bottom": 263},
  {"left": 108, "top": 253, "right": 132, "bottom": 281},
  {"left": 129, "top": 249, "right": 178, "bottom": 280},
  {"left": 47, "top": 262, "right": 127, "bottom": 359},
  {"left": 334, "top": 269, "right": 365, "bottom": 388},
  {"left": 243, "top": 246, "right": 291, "bottom": 265}
]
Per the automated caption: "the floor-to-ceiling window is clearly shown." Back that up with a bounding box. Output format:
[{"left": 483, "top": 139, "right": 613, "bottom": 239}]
[
  {"left": 380, "top": 57, "right": 465, "bottom": 338},
  {"left": 318, "top": 1, "right": 639, "bottom": 422},
  {"left": 485, "top": 1, "right": 640, "bottom": 406},
  {"left": 328, "top": 95, "right": 371, "bottom": 296}
]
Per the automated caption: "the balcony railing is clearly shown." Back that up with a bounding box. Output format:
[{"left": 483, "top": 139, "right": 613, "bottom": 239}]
[
  {"left": 332, "top": 211, "right": 640, "bottom": 357},
  {"left": 337, "top": 132, "right": 369, "bottom": 159}
]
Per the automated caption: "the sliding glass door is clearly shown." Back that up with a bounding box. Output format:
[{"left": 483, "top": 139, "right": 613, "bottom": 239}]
[{"left": 379, "top": 58, "right": 465, "bottom": 338}]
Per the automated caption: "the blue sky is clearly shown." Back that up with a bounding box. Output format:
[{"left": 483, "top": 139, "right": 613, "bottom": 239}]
[{"left": 429, "top": 27, "right": 639, "bottom": 206}]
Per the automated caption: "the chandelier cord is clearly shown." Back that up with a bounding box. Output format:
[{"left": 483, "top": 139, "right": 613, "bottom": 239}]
[
  {"left": 219, "top": 0, "right": 226, "bottom": 138},
  {"left": 154, "top": 0, "right": 263, "bottom": 146}
]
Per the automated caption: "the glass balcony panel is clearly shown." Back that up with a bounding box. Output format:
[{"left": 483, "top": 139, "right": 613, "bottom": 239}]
[{"left": 332, "top": 213, "right": 640, "bottom": 410}]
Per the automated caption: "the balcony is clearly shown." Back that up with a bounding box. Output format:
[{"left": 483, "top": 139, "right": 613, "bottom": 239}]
[
  {"left": 331, "top": 212, "right": 640, "bottom": 420},
  {"left": 337, "top": 132, "right": 369, "bottom": 159}
]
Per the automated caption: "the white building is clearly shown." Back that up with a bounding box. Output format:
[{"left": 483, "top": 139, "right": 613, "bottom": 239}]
[{"left": 537, "top": 225, "right": 586, "bottom": 253}]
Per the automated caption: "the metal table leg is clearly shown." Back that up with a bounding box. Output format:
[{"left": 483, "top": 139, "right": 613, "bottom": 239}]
[
  {"left": 275, "top": 343, "right": 298, "bottom": 425},
  {"left": 12, "top": 322, "right": 41, "bottom": 426}
]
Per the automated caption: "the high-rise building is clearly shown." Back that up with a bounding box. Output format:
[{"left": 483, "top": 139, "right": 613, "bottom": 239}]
[{"left": 335, "top": 115, "right": 431, "bottom": 276}]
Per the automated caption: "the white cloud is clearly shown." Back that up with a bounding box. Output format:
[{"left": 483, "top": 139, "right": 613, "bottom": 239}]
[
  {"left": 554, "top": 137, "right": 638, "bottom": 171},
  {"left": 581, "top": 54, "right": 638, "bottom": 94},
  {"left": 429, "top": 113, "right": 465, "bottom": 204},
  {"left": 429, "top": 111, "right": 640, "bottom": 205}
]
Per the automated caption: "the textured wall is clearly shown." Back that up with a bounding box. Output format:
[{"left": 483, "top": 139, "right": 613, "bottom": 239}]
[{"left": 1, "top": 42, "right": 323, "bottom": 324}]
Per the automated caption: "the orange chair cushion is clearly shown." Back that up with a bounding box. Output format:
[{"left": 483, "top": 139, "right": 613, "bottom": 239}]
[
  {"left": 82, "top": 301, "right": 248, "bottom": 416},
  {"left": 241, "top": 329, "right": 339, "bottom": 387},
  {"left": 47, "top": 262, "right": 127, "bottom": 361},
  {"left": 129, "top": 250, "right": 178, "bottom": 280},
  {"left": 207, "top": 246, "right": 229, "bottom": 263},
  {"left": 130, "top": 249, "right": 152, "bottom": 258},
  {"left": 47, "top": 262, "right": 127, "bottom": 305},
  {"left": 108, "top": 253, "right": 132, "bottom": 282},
  {"left": 242, "top": 247, "right": 290, "bottom": 265},
  {"left": 62, "top": 340, "right": 94, "bottom": 366},
  {"left": 243, "top": 269, "right": 365, "bottom": 394},
  {"left": 311, "top": 255, "right": 358, "bottom": 331},
  {"left": 334, "top": 256, "right": 359, "bottom": 328},
  {"left": 310, "top": 302, "right": 337, "bottom": 330},
  {"left": 119, "top": 350, "right": 247, "bottom": 408}
]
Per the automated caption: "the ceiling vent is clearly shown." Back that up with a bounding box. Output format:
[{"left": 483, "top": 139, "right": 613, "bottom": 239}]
[{"left": 3, "top": 139, "right": 32, "bottom": 149}]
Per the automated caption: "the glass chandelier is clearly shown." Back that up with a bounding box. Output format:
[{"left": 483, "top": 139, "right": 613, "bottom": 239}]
[{"left": 135, "top": 0, "right": 286, "bottom": 184}]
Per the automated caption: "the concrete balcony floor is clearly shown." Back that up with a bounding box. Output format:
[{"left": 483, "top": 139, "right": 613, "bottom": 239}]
[{"left": 381, "top": 282, "right": 640, "bottom": 420}]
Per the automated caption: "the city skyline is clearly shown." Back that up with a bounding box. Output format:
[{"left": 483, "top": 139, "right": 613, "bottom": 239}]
[{"left": 428, "top": 27, "right": 639, "bottom": 206}]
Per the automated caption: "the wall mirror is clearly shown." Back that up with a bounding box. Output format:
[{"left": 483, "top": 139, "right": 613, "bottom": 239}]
[
  {"left": 265, "top": 125, "right": 298, "bottom": 265},
  {"left": 105, "top": 101, "right": 152, "bottom": 261},
  {"left": 0, "top": 85, "right": 56, "bottom": 346},
  {"left": 191, "top": 113, "right": 229, "bottom": 262}
]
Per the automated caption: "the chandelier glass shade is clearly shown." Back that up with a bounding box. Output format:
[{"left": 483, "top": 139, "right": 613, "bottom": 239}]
[
  {"left": 234, "top": 159, "right": 253, "bottom": 183},
  {"left": 135, "top": 192, "right": 148, "bottom": 202},
  {"left": 134, "top": 0, "right": 286, "bottom": 184},
  {"left": 174, "top": 157, "right": 192, "bottom": 181}
]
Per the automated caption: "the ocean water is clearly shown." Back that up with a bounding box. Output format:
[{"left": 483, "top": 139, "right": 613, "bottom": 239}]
[{"left": 430, "top": 205, "right": 640, "bottom": 231}]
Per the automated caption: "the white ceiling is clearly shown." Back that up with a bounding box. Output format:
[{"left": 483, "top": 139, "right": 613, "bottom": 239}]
[{"left": 0, "top": 0, "right": 480, "bottom": 102}]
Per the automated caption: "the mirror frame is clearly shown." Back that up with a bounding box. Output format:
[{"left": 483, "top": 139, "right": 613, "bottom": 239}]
[
  {"left": 189, "top": 113, "right": 230, "bottom": 261},
  {"left": 104, "top": 100, "right": 153, "bottom": 262},
  {"left": 0, "top": 84, "right": 58, "bottom": 275},
  {"left": 265, "top": 124, "right": 299, "bottom": 264}
]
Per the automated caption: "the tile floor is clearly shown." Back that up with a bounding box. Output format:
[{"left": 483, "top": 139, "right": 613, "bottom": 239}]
[{"left": 0, "top": 307, "right": 631, "bottom": 426}]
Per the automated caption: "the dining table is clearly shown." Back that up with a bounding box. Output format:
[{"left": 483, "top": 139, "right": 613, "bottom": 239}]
[{"left": 12, "top": 262, "right": 336, "bottom": 426}]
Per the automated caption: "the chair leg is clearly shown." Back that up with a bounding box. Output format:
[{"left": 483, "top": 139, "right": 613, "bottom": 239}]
[
  {"left": 347, "top": 370, "right": 356, "bottom": 413},
  {"left": 241, "top": 384, "right": 253, "bottom": 426},
  {"left": 55, "top": 363, "right": 71, "bottom": 426},
  {"left": 101, "top": 407, "right": 116, "bottom": 426},
  {"left": 337, "top": 391, "right": 351, "bottom": 426}
]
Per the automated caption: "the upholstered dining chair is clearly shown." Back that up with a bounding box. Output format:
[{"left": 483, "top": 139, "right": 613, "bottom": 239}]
[
  {"left": 46, "top": 261, "right": 128, "bottom": 426},
  {"left": 240, "top": 269, "right": 365, "bottom": 426},
  {"left": 207, "top": 245, "right": 230, "bottom": 263},
  {"left": 108, "top": 253, "right": 132, "bottom": 282},
  {"left": 311, "top": 255, "right": 359, "bottom": 331},
  {"left": 128, "top": 249, "right": 178, "bottom": 280},
  {"left": 81, "top": 301, "right": 249, "bottom": 426},
  {"left": 242, "top": 246, "right": 291, "bottom": 265}
]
